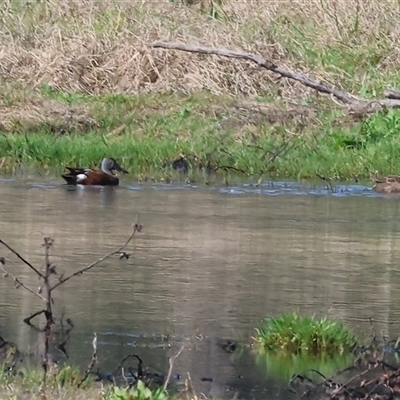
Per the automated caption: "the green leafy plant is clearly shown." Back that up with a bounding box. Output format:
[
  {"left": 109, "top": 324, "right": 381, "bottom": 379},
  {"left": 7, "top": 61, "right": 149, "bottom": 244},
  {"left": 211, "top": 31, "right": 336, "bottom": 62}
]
[{"left": 107, "top": 381, "right": 171, "bottom": 400}]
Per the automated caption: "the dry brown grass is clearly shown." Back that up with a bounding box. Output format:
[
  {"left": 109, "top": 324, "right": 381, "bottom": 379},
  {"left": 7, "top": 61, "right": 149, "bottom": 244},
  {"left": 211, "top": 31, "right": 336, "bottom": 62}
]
[
  {"left": 0, "top": 97, "right": 97, "bottom": 132},
  {"left": 1, "top": 0, "right": 399, "bottom": 101}
]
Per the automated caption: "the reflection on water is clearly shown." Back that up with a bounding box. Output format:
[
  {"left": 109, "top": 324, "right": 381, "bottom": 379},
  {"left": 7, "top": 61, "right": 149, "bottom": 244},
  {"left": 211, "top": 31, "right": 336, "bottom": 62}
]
[
  {"left": 254, "top": 350, "right": 353, "bottom": 382},
  {"left": 1, "top": 177, "right": 400, "bottom": 399}
]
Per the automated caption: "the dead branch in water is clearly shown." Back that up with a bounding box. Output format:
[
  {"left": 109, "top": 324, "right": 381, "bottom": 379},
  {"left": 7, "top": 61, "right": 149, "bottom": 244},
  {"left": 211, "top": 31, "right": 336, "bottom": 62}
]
[
  {"left": 0, "top": 218, "right": 142, "bottom": 386},
  {"left": 163, "top": 345, "right": 184, "bottom": 391},
  {"left": 0, "top": 218, "right": 141, "bottom": 316},
  {"left": 0, "top": 258, "right": 47, "bottom": 302},
  {"left": 152, "top": 41, "right": 400, "bottom": 112},
  {"left": 78, "top": 332, "right": 98, "bottom": 388},
  {"left": 50, "top": 219, "right": 142, "bottom": 292},
  {"left": 0, "top": 240, "right": 44, "bottom": 278}
]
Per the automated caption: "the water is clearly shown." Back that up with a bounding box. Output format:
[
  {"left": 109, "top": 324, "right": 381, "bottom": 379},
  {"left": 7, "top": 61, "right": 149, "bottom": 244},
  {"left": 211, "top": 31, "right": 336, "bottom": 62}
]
[{"left": 0, "top": 176, "right": 400, "bottom": 399}]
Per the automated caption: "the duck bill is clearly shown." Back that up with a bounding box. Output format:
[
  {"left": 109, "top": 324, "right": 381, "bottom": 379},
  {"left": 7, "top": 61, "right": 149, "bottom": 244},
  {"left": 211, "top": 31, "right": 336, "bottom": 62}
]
[{"left": 114, "top": 162, "right": 128, "bottom": 174}]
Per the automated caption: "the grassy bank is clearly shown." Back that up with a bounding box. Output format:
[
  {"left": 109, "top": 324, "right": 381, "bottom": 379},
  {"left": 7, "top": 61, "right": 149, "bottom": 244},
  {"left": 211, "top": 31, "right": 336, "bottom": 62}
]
[
  {"left": 0, "top": 365, "right": 173, "bottom": 400},
  {"left": 1, "top": 1, "right": 400, "bottom": 181}
]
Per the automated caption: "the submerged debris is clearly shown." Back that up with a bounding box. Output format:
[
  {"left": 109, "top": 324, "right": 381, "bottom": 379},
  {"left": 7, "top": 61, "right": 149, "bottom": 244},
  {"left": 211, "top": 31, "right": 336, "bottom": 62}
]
[
  {"left": 220, "top": 340, "right": 238, "bottom": 353},
  {"left": 289, "top": 351, "right": 400, "bottom": 400}
]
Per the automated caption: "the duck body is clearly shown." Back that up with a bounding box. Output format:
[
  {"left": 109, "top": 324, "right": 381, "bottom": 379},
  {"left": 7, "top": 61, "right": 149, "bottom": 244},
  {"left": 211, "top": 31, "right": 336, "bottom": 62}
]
[
  {"left": 61, "top": 157, "right": 128, "bottom": 186},
  {"left": 372, "top": 173, "right": 400, "bottom": 193}
]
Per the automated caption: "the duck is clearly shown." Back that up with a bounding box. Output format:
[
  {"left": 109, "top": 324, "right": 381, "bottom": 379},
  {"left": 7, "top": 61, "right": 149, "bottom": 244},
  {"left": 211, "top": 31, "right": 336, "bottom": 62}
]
[
  {"left": 162, "top": 154, "right": 190, "bottom": 174},
  {"left": 172, "top": 155, "right": 189, "bottom": 173},
  {"left": 372, "top": 171, "right": 400, "bottom": 193},
  {"left": 61, "top": 157, "right": 128, "bottom": 186}
]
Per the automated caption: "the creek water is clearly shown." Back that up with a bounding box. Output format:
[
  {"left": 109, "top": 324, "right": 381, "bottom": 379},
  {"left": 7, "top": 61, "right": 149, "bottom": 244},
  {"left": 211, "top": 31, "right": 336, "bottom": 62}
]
[{"left": 1, "top": 176, "right": 400, "bottom": 399}]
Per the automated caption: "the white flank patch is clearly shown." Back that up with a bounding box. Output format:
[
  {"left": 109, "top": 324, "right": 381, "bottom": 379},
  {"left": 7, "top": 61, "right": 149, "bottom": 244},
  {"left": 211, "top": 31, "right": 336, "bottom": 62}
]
[{"left": 76, "top": 174, "right": 88, "bottom": 183}]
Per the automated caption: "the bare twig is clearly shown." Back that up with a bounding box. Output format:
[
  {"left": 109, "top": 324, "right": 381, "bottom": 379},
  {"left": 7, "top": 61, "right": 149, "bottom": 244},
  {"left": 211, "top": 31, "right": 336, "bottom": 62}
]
[
  {"left": 0, "top": 258, "right": 47, "bottom": 302},
  {"left": 217, "top": 165, "right": 246, "bottom": 174},
  {"left": 106, "top": 124, "right": 126, "bottom": 137},
  {"left": 78, "top": 332, "right": 98, "bottom": 388},
  {"left": 316, "top": 173, "right": 334, "bottom": 193},
  {"left": 0, "top": 239, "right": 44, "bottom": 278},
  {"left": 23, "top": 310, "right": 50, "bottom": 326},
  {"left": 113, "top": 354, "right": 144, "bottom": 378},
  {"left": 50, "top": 219, "right": 142, "bottom": 292},
  {"left": 42, "top": 237, "right": 54, "bottom": 312},
  {"left": 163, "top": 345, "right": 184, "bottom": 390}
]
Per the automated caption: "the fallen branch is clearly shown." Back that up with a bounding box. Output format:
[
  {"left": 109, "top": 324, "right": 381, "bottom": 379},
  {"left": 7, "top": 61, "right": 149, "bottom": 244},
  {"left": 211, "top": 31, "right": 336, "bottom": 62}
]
[
  {"left": 152, "top": 41, "right": 400, "bottom": 111},
  {"left": 152, "top": 41, "right": 358, "bottom": 105},
  {"left": 385, "top": 88, "right": 400, "bottom": 100}
]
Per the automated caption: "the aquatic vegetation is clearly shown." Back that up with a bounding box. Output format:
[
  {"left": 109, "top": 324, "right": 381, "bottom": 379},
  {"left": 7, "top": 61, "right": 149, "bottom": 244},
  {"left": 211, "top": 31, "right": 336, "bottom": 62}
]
[{"left": 255, "top": 312, "right": 357, "bottom": 356}]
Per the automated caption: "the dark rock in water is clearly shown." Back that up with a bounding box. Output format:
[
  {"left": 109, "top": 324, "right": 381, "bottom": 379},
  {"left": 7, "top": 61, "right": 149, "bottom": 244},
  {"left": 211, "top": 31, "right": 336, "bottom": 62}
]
[
  {"left": 94, "top": 370, "right": 115, "bottom": 382},
  {"left": 221, "top": 340, "right": 237, "bottom": 353}
]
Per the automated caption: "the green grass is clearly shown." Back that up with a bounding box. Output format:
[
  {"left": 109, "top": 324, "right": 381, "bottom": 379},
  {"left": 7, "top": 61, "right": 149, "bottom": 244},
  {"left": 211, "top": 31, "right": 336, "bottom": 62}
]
[
  {"left": 0, "top": 364, "right": 95, "bottom": 399},
  {"left": 2, "top": 88, "right": 400, "bottom": 183},
  {"left": 255, "top": 312, "right": 357, "bottom": 356}
]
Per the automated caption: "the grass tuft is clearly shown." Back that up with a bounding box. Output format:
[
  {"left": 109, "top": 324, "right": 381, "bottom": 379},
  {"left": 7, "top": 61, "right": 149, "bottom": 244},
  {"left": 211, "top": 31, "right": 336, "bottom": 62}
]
[{"left": 255, "top": 312, "right": 357, "bottom": 356}]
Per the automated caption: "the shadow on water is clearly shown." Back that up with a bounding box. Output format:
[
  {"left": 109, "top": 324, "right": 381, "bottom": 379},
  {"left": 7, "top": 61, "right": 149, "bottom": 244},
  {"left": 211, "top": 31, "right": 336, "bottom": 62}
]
[{"left": 0, "top": 176, "right": 400, "bottom": 399}]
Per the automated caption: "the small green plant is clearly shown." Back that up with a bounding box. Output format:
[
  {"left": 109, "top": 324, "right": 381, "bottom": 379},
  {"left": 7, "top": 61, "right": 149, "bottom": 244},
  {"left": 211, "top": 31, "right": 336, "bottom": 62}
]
[
  {"left": 255, "top": 312, "right": 357, "bottom": 356},
  {"left": 107, "top": 381, "right": 171, "bottom": 400},
  {"left": 360, "top": 109, "right": 400, "bottom": 143}
]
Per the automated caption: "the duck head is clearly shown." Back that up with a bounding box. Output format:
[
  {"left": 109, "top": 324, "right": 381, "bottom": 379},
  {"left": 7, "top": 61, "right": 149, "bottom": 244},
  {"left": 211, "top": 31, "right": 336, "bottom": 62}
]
[{"left": 101, "top": 158, "right": 128, "bottom": 175}]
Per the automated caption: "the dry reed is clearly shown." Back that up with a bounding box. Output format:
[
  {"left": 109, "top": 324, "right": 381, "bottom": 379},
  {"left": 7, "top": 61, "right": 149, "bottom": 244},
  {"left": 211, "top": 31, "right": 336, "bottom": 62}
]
[{"left": 1, "top": 0, "right": 399, "bottom": 98}]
